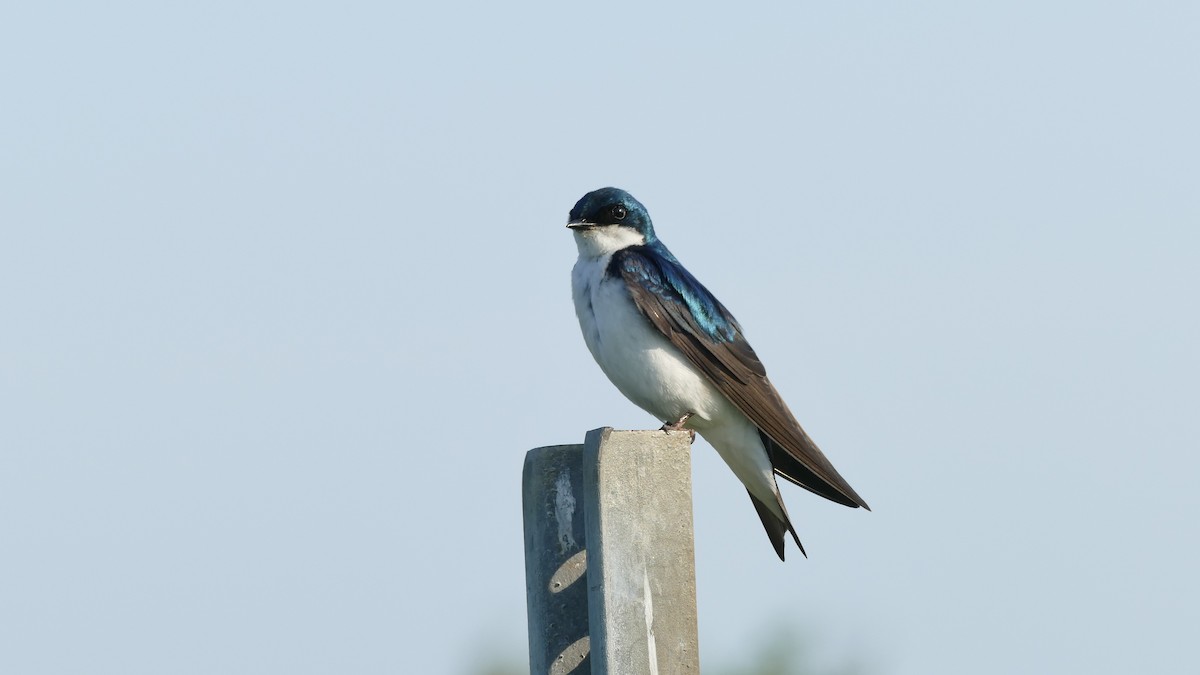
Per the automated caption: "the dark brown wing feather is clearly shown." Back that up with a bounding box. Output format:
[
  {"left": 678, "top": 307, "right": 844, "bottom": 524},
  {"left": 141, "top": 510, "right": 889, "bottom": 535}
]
[{"left": 617, "top": 257, "right": 870, "bottom": 511}]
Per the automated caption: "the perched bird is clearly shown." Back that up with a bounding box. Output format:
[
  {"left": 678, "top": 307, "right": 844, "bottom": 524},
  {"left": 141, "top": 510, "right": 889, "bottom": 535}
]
[{"left": 567, "top": 187, "right": 868, "bottom": 560}]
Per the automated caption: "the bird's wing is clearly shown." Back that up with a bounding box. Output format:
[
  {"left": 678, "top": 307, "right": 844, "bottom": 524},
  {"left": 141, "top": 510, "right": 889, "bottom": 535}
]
[{"left": 611, "top": 245, "right": 869, "bottom": 510}]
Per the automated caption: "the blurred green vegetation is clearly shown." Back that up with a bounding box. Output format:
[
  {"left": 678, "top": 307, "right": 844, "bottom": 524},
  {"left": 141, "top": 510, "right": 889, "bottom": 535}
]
[
  {"left": 463, "top": 623, "right": 871, "bottom": 675},
  {"left": 710, "top": 625, "right": 870, "bottom": 675}
]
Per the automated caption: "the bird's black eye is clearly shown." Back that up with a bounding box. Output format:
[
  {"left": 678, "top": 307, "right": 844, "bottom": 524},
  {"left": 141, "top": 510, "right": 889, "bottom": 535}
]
[{"left": 611, "top": 205, "right": 627, "bottom": 221}]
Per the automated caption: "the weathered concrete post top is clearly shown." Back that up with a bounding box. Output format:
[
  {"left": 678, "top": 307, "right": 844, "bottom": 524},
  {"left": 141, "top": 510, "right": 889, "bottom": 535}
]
[{"left": 522, "top": 428, "right": 699, "bottom": 675}]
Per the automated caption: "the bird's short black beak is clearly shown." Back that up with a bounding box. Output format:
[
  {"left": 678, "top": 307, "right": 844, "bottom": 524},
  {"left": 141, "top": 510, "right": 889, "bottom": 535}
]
[{"left": 567, "top": 220, "right": 596, "bottom": 230}]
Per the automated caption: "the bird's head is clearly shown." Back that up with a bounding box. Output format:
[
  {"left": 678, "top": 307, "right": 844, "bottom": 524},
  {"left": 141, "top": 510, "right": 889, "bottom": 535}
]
[{"left": 567, "top": 187, "right": 655, "bottom": 257}]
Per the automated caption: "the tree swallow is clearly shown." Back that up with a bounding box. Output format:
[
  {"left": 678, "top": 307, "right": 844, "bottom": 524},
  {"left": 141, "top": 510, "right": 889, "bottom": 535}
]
[{"left": 567, "top": 187, "right": 869, "bottom": 560}]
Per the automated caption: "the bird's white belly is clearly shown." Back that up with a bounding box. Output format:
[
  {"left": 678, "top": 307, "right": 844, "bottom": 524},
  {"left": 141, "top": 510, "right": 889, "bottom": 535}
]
[
  {"left": 572, "top": 258, "right": 726, "bottom": 425},
  {"left": 570, "top": 253, "right": 782, "bottom": 514}
]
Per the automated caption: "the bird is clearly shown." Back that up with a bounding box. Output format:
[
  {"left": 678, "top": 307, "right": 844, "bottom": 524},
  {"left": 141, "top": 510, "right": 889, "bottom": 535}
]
[{"left": 567, "top": 186, "right": 868, "bottom": 560}]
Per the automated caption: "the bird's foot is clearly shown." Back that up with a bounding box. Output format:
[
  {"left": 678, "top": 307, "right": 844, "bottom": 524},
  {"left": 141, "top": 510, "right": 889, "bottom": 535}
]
[{"left": 660, "top": 413, "right": 696, "bottom": 443}]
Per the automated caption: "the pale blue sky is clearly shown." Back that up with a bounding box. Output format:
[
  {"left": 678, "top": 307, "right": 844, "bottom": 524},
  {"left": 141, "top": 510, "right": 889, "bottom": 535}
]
[{"left": 2, "top": 2, "right": 1197, "bottom": 674}]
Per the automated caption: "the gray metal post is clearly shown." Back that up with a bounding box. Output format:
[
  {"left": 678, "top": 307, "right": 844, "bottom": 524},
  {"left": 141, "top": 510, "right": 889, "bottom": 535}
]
[
  {"left": 523, "top": 444, "right": 591, "bottom": 675},
  {"left": 582, "top": 428, "right": 700, "bottom": 675},
  {"left": 523, "top": 429, "right": 699, "bottom": 675}
]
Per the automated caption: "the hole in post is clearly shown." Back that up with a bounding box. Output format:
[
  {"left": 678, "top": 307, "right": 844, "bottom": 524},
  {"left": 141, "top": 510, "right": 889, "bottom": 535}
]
[
  {"left": 550, "top": 635, "right": 590, "bottom": 675},
  {"left": 548, "top": 549, "right": 587, "bottom": 593}
]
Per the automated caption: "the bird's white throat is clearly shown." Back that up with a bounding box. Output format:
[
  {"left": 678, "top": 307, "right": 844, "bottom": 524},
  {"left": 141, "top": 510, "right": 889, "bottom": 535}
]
[{"left": 572, "top": 225, "right": 646, "bottom": 259}]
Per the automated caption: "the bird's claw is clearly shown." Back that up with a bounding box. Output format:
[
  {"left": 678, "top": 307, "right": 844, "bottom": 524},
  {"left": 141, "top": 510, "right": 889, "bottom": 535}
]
[{"left": 660, "top": 413, "right": 696, "bottom": 443}]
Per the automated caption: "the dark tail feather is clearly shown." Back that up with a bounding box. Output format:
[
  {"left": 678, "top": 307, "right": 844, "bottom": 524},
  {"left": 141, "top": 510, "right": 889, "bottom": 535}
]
[{"left": 748, "top": 490, "right": 806, "bottom": 561}]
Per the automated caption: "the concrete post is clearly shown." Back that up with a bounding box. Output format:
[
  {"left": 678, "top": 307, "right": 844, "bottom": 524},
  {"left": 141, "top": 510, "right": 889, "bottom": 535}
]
[
  {"left": 522, "top": 428, "right": 699, "bottom": 675},
  {"left": 582, "top": 428, "right": 700, "bottom": 675}
]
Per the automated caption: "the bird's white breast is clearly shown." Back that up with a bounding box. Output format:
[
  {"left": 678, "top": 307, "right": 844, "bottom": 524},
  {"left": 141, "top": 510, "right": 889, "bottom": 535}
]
[
  {"left": 569, "top": 237, "right": 783, "bottom": 515},
  {"left": 571, "top": 252, "right": 728, "bottom": 426}
]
